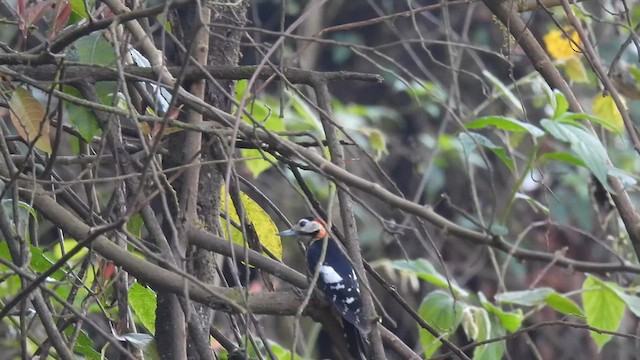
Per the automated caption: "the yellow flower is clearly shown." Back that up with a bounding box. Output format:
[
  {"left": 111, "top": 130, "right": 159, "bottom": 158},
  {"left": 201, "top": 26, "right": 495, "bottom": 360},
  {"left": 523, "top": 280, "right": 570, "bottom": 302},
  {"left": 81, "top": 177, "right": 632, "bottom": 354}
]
[{"left": 543, "top": 28, "right": 581, "bottom": 60}]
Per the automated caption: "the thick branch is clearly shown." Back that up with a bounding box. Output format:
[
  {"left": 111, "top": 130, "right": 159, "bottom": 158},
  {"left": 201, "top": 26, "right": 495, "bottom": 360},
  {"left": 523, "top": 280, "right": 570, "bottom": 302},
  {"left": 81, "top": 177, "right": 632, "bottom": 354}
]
[
  {"left": 3, "top": 64, "right": 383, "bottom": 84},
  {"left": 188, "top": 228, "right": 308, "bottom": 288}
]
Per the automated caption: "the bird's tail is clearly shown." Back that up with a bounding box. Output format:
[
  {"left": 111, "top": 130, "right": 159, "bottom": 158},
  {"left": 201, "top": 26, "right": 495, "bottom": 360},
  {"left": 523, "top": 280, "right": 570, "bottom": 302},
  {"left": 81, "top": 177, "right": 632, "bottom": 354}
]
[{"left": 344, "top": 321, "right": 368, "bottom": 360}]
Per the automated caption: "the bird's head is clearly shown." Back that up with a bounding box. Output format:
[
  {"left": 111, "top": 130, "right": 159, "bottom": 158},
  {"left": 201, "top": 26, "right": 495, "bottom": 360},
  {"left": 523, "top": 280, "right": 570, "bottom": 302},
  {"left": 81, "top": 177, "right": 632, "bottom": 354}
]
[{"left": 278, "top": 217, "right": 328, "bottom": 239}]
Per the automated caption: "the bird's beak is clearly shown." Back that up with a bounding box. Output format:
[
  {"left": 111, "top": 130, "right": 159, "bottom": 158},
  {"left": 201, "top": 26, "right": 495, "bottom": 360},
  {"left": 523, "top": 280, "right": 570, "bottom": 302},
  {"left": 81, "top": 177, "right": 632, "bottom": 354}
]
[{"left": 277, "top": 228, "right": 299, "bottom": 237}]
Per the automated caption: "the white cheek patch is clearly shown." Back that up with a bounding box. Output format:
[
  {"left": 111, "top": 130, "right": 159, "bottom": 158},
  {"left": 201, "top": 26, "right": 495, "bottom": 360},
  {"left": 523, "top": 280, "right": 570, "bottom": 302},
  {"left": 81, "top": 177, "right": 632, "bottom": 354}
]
[{"left": 321, "top": 266, "right": 343, "bottom": 283}]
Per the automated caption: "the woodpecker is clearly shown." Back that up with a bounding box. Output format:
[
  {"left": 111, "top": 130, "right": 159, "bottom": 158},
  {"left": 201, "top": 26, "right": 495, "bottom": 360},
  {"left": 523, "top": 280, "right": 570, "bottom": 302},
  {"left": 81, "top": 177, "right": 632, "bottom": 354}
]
[{"left": 278, "top": 217, "right": 369, "bottom": 359}]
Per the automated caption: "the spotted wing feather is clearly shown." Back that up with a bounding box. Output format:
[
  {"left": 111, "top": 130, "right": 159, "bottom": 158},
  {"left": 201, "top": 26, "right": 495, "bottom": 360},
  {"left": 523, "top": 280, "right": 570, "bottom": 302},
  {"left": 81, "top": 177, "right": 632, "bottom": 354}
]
[{"left": 306, "top": 238, "right": 370, "bottom": 334}]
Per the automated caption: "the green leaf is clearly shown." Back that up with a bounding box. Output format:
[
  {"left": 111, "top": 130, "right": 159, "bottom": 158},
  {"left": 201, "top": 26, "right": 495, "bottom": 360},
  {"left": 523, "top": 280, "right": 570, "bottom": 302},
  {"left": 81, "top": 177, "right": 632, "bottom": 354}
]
[
  {"left": 268, "top": 340, "right": 304, "bottom": 360},
  {"left": 9, "top": 87, "right": 51, "bottom": 153},
  {"left": 545, "top": 292, "right": 584, "bottom": 316},
  {"left": 600, "top": 282, "right": 640, "bottom": 318},
  {"left": 553, "top": 90, "right": 569, "bottom": 120},
  {"left": 65, "top": 328, "right": 101, "bottom": 360},
  {"left": 466, "top": 116, "right": 544, "bottom": 138},
  {"left": 479, "top": 293, "right": 523, "bottom": 332},
  {"left": 64, "top": 86, "right": 102, "bottom": 143},
  {"left": 240, "top": 149, "right": 277, "bottom": 178},
  {"left": 127, "top": 213, "right": 144, "bottom": 238},
  {"left": 68, "top": 0, "right": 90, "bottom": 23},
  {"left": 74, "top": 33, "right": 116, "bottom": 65},
  {"left": 129, "top": 283, "right": 156, "bottom": 334},
  {"left": 540, "top": 120, "right": 612, "bottom": 192},
  {"left": 473, "top": 318, "right": 506, "bottom": 360},
  {"left": 0, "top": 241, "right": 11, "bottom": 263},
  {"left": 73, "top": 344, "right": 101, "bottom": 360},
  {"left": 1, "top": 199, "right": 37, "bottom": 239},
  {"left": 458, "top": 132, "right": 514, "bottom": 171},
  {"left": 496, "top": 287, "right": 583, "bottom": 317},
  {"left": 50, "top": 239, "right": 89, "bottom": 264},
  {"left": 238, "top": 104, "right": 281, "bottom": 180},
  {"left": 237, "top": 92, "right": 284, "bottom": 132},
  {"left": 220, "top": 185, "right": 282, "bottom": 260},
  {"left": 0, "top": 243, "right": 67, "bottom": 281},
  {"left": 482, "top": 70, "right": 522, "bottom": 114},
  {"left": 514, "top": 193, "right": 550, "bottom": 215},
  {"left": 393, "top": 80, "right": 447, "bottom": 103},
  {"left": 418, "top": 290, "right": 464, "bottom": 357},
  {"left": 96, "top": 82, "right": 118, "bottom": 106},
  {"left": 557, "top": 112, "right": 622, "bottom": 136},
  {"left": 287, "top": 89, "right": 322, "bottom": 131},
  {"left": 536, "top": 151, "right": 585, "bottom": 167},
  {"left": 582, "top": 276, "right": 625, "bottom": 351},
  {"left": 31, "top": 245, "right": 67, "bottom": 280},
  {"left": 461, "top": 306, "right": 492, "bottom": 352},
  {"left": 630, "top": 64, "right": 640, "bottom": 84},
  {"left": 390, "top": 259, "right": 469, "bottom": 297},
  {"left": 495, "top": 288, "right": 553, "bottom": 306},
  {"left": 235, "top": 81, "right": 286, "bottom": 178},
  {"left": 246, "top": 339, "right": 303, "bottom": 360}
]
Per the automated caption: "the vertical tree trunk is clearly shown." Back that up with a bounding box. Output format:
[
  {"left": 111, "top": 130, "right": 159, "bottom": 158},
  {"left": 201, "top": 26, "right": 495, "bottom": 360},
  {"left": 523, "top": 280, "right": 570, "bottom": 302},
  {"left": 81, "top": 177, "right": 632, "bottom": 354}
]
[{"left": 156, "top": 1, "right": 249, "bottom": 359}]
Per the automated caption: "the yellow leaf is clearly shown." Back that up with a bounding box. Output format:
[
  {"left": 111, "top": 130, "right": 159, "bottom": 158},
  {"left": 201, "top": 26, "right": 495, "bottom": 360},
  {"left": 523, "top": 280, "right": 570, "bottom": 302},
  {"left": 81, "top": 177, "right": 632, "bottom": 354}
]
[
  {"left": 543, "top": 28, "right": 581, "bottom": 60},
  {"left": 50, "top": 239, "right": 89, "bottom": 263},
  {"left": 220, "top": 185, "right": 282, "bottom": 260},
  {"left": 369, "top": 129, "right": 388, "bottom": 159},
  {"left": 593, "top": 93, "right": 625, "bottom": 134},
  {"left": 564, "top": 57, "right": 589, "bottom": 83},
  {"left": 138, "top": 122, "right": 152, "bottom": 135},
  {"left": 9, "top": 87, "right": 51, "bottom": 153},
  {"left": 357, "top": 127, "right": 388, "bottom": 159},
  {"left": 162, "top": 127, "right": 184, "bottom": 135}
]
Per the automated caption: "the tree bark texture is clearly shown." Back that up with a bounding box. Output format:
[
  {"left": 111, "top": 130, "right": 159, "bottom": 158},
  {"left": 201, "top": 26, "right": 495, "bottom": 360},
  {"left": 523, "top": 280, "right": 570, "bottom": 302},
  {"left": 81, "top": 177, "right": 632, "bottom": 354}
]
[{"left": 156, "top": 1, "right": 249, "bottom": 359}]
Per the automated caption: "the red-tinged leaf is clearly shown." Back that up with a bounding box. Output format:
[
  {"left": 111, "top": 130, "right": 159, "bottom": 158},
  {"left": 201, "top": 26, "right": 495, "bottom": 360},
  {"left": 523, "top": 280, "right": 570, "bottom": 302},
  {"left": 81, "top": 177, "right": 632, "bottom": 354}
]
[
  {"left": 17, "top": 0, "right": 27, "bottom": 33},
  {"left": 97, "top": 258, "right": 116, "bottom": 287},
  {"left": 102, "top": 261, "right": 116, "bottom": 280},
  {"left": 166, "top": 106, "right": 181, "bottom": 120},
  {"left": 93, "top": 3, "right": 113, "bottom": 19},
  {"left": 21, "top": 0, "right": 55, "bottom": 38},
  {"left": 150, "top": 123, "right": 167, "bottom": 138},
  {"left": 9, "top": 87, "right": 52, "bottom": 153},
  {"left": 18, "top": 0, "right": 26, "bottom": 16},
  {"left": 51, "top": 0, "right": 71, "bottom": 37}
]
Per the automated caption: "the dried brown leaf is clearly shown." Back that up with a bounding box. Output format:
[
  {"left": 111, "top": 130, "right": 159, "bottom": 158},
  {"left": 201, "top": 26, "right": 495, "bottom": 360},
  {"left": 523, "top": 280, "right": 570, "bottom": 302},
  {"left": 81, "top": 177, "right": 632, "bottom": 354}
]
[{"left": 9, "top": 87, "right": 52, "bottom": 153}]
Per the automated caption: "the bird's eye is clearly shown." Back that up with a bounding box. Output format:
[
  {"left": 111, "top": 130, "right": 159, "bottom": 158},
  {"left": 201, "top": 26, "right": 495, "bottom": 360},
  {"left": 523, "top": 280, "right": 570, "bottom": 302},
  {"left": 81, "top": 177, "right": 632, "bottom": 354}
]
[{"left": 298, "top": 219, "right": 308, "bottom": 228}]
